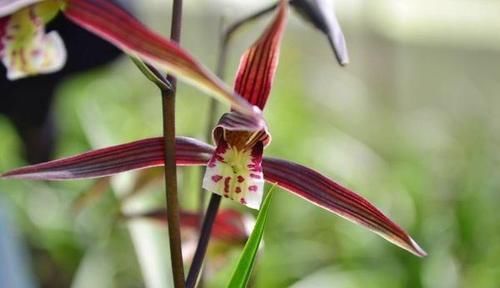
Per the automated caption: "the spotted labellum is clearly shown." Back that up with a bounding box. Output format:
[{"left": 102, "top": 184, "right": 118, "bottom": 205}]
[{"left": 0, "top": 1, "right": 64, "bottom": 79}]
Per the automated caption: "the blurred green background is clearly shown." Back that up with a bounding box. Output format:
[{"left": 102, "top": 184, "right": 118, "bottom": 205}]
[{"left": 1, "top": 0, "right": 500, "bottom": 287}]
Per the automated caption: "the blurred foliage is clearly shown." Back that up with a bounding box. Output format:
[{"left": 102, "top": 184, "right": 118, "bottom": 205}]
[{"left": 1, "top": 1, "right": 500, "bottom": 287}]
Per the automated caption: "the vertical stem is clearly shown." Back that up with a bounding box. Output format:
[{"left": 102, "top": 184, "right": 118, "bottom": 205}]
[{"left": 163, "top": 0, "right": 185, "bottom": 287}]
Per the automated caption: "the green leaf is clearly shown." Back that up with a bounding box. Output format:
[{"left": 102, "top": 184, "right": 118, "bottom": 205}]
[
  {"left": 129, "top": 55, "right": 172, "bottom": 91},
  {"left": 227, "top": 187, "right": 275, "bottom": 288}
]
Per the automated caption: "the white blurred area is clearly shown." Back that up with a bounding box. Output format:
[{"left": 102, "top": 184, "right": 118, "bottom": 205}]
[{"left": 138, "top": 0, "right": 500, "bottom": 51}]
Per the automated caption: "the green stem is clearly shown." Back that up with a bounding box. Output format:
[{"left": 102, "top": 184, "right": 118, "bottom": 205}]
[{"left": 162, "top": 0, "right": 185, "bottom": 287}]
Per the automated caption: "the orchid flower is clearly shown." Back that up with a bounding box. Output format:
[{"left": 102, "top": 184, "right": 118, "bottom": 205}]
[
  {"left": 2, "top": 0, "right": 426, "bottom": 257},
  {"left": 0, "top": 0, "right": 262, "bottom": 120}
]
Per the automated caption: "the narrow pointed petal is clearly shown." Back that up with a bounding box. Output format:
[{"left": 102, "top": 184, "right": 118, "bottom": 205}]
[
  {"left": 233, "top": 0, "right": 288, "bottom": 109},
  {"left": 127, "top": 209, "right": 249, "bottom": 243},
  {"left": 262, "top": 157, "right": 427, "bottom": 257},
  {"left": 291, "top": 0, "right": 349, "bottom": 66},
  {"left": 1, "top": 1, "right": 66, "bottom": 79},
  {"left": 1, "top": 137, "right": 214, "bottom": 180},
  {"left": 62, "top": 0, "right": 262, "bottom": 119},
  {"left": 0, "top": 0, "right": 42, "bottom": 16}
]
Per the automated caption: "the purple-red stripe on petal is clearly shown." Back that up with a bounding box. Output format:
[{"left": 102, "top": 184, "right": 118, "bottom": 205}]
[
  {"left": 62, "top": 0, "right": 262, "bottom": 119},
  {"left": 1, "top": 137, "right": 214, "bottom": 180},
  {"left": 262, "top": 157, "right": 427, "bottom": 257},
  {"left": 233, "top": 0, "right": 287, "bottom": 109}
]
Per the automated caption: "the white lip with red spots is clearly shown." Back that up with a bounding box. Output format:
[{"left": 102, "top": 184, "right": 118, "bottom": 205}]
[
  {"left": 1, "top": 2, "right": 66, "bottom": 80},
  {"left": 202, "top": 139, "right": 264, "bottom": 209}
]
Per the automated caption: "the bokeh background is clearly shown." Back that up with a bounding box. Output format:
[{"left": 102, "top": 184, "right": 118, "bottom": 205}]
[{"left": 1, "top": 0, "right": 500, "bottom": 287}]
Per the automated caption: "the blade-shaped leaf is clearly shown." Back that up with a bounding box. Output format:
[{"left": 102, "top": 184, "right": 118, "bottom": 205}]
[
  {"left": 262, "top": 157, "right": 426, "bottom": 257},
  {"left": 233, "top": 0, "right": 287, "bottom": 109},
  {"left": 227, "top": 188, "right": 274, "bottom": 288},
  {"left": 1, "top": 137, "right": 214, "bottom": 180},
  {"left": 62, "top": 0, "right": 263, "bottom": 120},
  {"left": 129, "top": 56, "right": 172, "bottom": 91},
  {"left": 291, "top": 0, "right": 349, "bottom": 66},
  {"left": 0, "top": 0, "right": 42, "bottom": 16}
]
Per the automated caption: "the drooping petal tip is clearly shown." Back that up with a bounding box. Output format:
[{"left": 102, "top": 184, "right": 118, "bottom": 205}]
[
  {"left": 1, "top": 137, "right": 214, "bottom": 180},
  {"left": 290, "top": 0, "right": 349, "bottom": 66},
  {"left": 262, "top": 157, "right": 427, "bottom": 257},
  {"left": 233, "top": 0, "right": 288, "bottom": 109},
  {"left": 408, "top": 237, "right": 427, "bottom": 257}
]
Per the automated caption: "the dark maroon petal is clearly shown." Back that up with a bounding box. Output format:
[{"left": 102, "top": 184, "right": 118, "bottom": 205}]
[
  {"left": 262, "top": 157, "right": 426, "bottom": 257},
  {"left": 126, "top": 209, "right": 249, "bottom": 243},
  {"left": 1, "top": 137, "right": 214, "bottom": 180},
  {"left": 62, "top": 0, "right": 262, "bottom": 119},
  {"left": 290, "top": 0, "right": 349, "bottom": 66},
  {"left": 233, "top": 0, "right": 288, "bottom": 109}
]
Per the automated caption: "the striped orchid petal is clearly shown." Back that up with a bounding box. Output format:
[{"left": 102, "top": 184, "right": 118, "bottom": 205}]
[
  {"left": 0, "top": 1, "right": 66, "bottom": 79},
  {"left": 233, "top": 0, "right": 287, "bottom": 110},
  {"left": 262, "top": 157, "right": 427, "bottom": 257},
  {"left": 1, "top": 136, "right": 213, "bottom": 180},
  {"left": 127, "top": 209, "right": 250, "bottom": 244},
  {"left": 1, "top": 136, "right": 425, "bottom": 256},
  {"left": 62, "top": 0, "right": 262, "bottom": 119}
]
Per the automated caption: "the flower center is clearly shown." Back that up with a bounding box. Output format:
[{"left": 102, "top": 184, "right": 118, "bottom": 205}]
[{"left": 202, "top": 137, "right": 264, "bottom": 209}]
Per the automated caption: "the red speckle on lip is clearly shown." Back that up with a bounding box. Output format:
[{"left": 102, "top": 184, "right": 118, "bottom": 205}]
[
  {"left": 224, "top": 177, "right": 231, "bottom": 193},
  {"left": 237, "top": 176, "right": 245, "bottom": 183},
  {"left": 211, "top": 175, "right": 223, "bottom": 183},
  {"left": 235, "top": 187, "right": 241, "bottom": 193},
  {"left": 240, "top": 198, "right": 247, "bottom": 205},
  {"left": 249, "top": 173, "right": 261, "bottom": 179},
  {"left": 249, "top": 185, "right": 258, "bottom": 192}
]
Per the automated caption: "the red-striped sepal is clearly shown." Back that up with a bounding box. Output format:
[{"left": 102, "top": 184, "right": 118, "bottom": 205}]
[
  {"left": 262, "top": 157, "right": 427, "bottom": 257},
  {"left": 62, "top": 0, "right": 262, "bottom": 119},
  {"left": 233, "top": 0, "right": 288, "bottom": 109},
  {"left": 290, "top": 0, "right": 349, "bottom": 66},
  {"left": 1, "top": 137, "right": 213, "bottom": 180}
]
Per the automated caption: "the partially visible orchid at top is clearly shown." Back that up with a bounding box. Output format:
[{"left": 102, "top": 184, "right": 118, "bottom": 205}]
[
  {"left": 0, "top": 0, "right": 262, "bottom": 120},
  {"left": 2, "top": 0, "right": 426, "bottom": 257}
]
